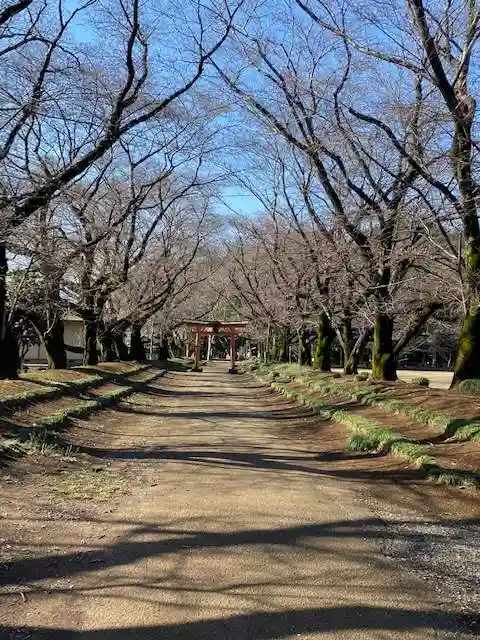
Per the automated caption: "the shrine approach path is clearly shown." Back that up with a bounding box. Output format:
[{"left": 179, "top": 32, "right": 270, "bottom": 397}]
[{"left": 0, "top": 361, "right": 475, "bottom": 639}]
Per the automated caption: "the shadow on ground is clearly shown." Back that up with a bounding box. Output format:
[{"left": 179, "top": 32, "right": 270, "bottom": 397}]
[{"left": 1, "top": 605, "right": 478, "bottom": 639}]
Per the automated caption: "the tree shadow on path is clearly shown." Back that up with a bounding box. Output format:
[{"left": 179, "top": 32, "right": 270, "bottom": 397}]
[{"left": 1, "top": 605, "right": 477, "bottom": 639}]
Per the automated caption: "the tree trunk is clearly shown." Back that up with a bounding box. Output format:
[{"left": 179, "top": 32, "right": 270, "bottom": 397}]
[
  {"left": 344, "top": 351, "right": 359, "bottom": 376},
  {"left": 0, "top": 326, "right": 19, "bottom": 378},
  {"left": 44, "top": 318, "right": 67, "bottom": 369},
  {"left": 129, "top": 322, "right": 146, "bottom": 361},
  {"left": 344, "top": 328, "right": 372, "bottom": 376},
  {"left": 278, "top": 328, "right": 289, "bottom": 363},
  {"left": 84, "top": 316, "right": 99, "bottom": 366},
  {"left": 0, "top": 245, "right": 18, "bottom": 378},
  {"left": 451, "top": 304, "right": 480, "bottom": 385},
  {"left": 113, "top": 329, "right": 129, "bottom": 360},
  {"left": 300, "top": 329, "right": 311, "bottom": 365},
  {"left": 342, "top": 315, "right": 355, "bottom": 374},
  {"left": 157, "top": 336, "right": 170, "bottom": 360},
  {"left": 268, "top": 327, "right": 289, "bottom": 363},
  {"left": 451, "top": 237, "right": 480, "bottom": 385},
  {"left": 371, "top": 313, "right": 396, "bottom": 381},
  {"left": 99, "top": 325, "right": 117, "bottom": 362},
  {"left": 313, "top": 312, "right": 333, "bottom": 371}
]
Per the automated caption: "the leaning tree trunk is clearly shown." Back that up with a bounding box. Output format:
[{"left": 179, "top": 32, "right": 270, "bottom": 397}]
[
  {"left": 344, "top": 328, "right": 372, "bottom": 376},
  {"left": 313, "top": 312, "right": 333, "bottom": 371},
  {"left": 0, "top": 245, "right": 18, "bottom": 378},
  {"left": 84, "top": 315, "right": 99, "bottom": 366},
  {"left": 44, "top": 318, "right": 67, "bottom": 369},
  {"left": 371, "top": 313, "right": 397, "bottom": 381},
  {"left": 113, "top": 329, "right": 129, "bottom": 361},
  {"left": 344, "top": 351, "right": 359, "bottom": 376},
  {"left": 129, "top": 322, "right": 147, "bottom": 361}
]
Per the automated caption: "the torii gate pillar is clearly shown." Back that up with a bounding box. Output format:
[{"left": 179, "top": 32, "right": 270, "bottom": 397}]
[
  {"left": 229, "top": 329, "right": 238, "bottom": 374},
  {"left": 184, "top": 321, "right": 248, "bottom": 373},
  {"left": 193, "top": 330, "right": 202, "bottom": 372}
]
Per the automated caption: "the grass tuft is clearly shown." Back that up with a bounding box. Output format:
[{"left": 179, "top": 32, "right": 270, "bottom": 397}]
[
  {"left": 53, "top": 468, "right": 127, "bottom": 500},
  {"left": 457, "top": 378, "right": 480, "bottom": 393},
  {"left": 355, "top": 372, "right": 369, "bottom": 382},
  {"left": 427, "top": 467, "right": 480, "bottom": 489},
  {"left": 411, "top": 376, "right": 430, "bottom": 387}
]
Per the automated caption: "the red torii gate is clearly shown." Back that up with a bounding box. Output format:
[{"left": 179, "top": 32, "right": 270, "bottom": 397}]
[{"left": 184, "top": 320, "right": 248, "bottom": 374}]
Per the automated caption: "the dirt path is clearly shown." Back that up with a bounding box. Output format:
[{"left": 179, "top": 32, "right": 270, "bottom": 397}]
[{"left": 0, "top": 362, "right": 478, "bottom": 639}]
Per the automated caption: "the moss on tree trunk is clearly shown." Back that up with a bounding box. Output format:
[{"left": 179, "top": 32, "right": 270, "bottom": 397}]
[
  {"left": 344, "top": 352, "right": 358, "bottom": 375},
  {"left": 452, "top": 237, "right": 480, "bottom": 385},
  {"left": 342, "top": 315, "right": 355, "bottom": 374},
  {"left": 269, "top": 326, "right": 289, "bottom": 363},
  {"left": 452, "top": 306, "right": 480, "bottom": 385},
  {"left": 313, "top": 312, "right": 333, "bottom": 371},
  {"left": 371, "top": 314, "right": 396, "bottom": 381}
]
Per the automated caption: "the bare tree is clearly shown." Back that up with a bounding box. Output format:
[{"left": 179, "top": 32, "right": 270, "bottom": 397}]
[
  {"left": 216, "top": 22, "right": 444, "bottom": 378},
  {"left": 293, "top": 0, "right": 480, "bottom": 384}
]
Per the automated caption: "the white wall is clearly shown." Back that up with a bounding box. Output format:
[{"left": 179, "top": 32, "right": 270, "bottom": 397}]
[{"left": 23, "top": 320, "right": 85, "bottom": 363}]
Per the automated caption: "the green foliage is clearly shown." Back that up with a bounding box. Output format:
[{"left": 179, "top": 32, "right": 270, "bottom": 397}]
[
  {"left": 411, "top": 376, "right": 430, "bottom": 387},
  {"left": 458, "top": 378, "right": 480, "bottom": 393},
  {"left": 428, "top": 468, "right": 480, "bottom": 489}
]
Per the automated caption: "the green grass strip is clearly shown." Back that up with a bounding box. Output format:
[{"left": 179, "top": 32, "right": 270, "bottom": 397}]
[
  {"left": 295, "top": 374, "right": 480, "bottom": 442},
  {"left": 19, "top": 370, "right": 164, "bottom": 453},
  {"left": 0, "top": 364, "right": 151, "bottom": 410},
  {"left": 270, "top": 380, "right": 435, "bottom": 468},
  {"left": 253, "top": 371, "right": 480, "bottom": 491}
]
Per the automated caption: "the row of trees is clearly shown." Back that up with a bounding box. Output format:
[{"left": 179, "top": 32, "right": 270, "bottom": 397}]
[
  {"left": 213, "top": 0, "right": 480, "bottom": 386},
  {"left": 0, "top": 0, "right": 243, "bottom": 377},
  {"left": 1, "top": 0, "right": 479, "bottom": 388}
]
